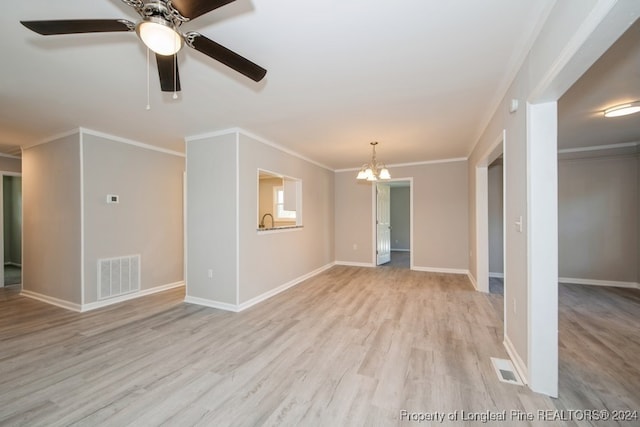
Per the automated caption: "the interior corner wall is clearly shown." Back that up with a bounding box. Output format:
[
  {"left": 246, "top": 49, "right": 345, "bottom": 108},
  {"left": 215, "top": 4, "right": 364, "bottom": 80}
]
[
  {"left": 238, "top": 133, "right": 335, "bottom": 304},
  {"left": 22, "top": 133, "right": 82, "bottom": 304},
  {"left": 558, "top": 155, "right": 639, "bottom": 283},
  {"left": 81, "top": 132, "right": 184, "bottom": 304},
  {"left": 390, "top": 186, "right": 410, "bottom": 251},
  {"left": 334, "top": 160, "right": 468, "bottom": 271},
  {"left": 185, "top": 132, "right": 238, "bottom": 305}
]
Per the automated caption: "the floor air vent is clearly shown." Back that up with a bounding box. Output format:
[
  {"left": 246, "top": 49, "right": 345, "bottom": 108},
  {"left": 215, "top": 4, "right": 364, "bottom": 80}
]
[
  {"left": 98, "top": 255, "right": 140, "bottom": 300},
  {"left": 490, "top": 357, "right": 523, "bottom": 386}
]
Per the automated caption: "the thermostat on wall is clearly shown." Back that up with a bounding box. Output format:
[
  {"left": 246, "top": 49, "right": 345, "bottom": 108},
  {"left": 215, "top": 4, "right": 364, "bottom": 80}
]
[{"left": 106, "top": 194, "right": 119, "bottom": 204}]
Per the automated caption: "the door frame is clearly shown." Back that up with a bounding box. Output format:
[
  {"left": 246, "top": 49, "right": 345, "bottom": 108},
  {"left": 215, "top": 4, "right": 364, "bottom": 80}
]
[{"left": 371, "top": 177, "right": 414, "bottom": 268}]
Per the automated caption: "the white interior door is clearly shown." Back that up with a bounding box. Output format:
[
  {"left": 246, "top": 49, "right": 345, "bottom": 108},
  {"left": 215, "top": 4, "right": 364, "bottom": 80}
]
[{"left": 376, "top": 183, "right": 391, "bottom": 265}]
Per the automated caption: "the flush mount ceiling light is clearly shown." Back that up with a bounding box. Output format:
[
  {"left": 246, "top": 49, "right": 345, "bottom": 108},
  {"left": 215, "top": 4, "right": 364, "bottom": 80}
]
[
  {"left": 603, "top": 101, "right": 640, "bottom": 118},
  {"left": 356, "top": 142, "right": 391, "bottom": 181}
]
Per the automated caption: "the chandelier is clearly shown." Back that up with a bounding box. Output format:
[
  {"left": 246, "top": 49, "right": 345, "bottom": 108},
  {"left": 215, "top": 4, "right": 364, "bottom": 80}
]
[{"left": 356, "top": 142, "right": 391, "bottom": 181}]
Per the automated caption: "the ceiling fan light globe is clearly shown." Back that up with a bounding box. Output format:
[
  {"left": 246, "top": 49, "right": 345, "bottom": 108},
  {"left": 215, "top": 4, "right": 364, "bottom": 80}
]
[{"left": 136, "top": 18, "right": 182, "bottom": 56}]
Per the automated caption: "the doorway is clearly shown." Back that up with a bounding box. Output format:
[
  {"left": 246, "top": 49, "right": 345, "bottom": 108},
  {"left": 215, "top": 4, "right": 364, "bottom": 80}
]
[
  {"left": 374, "top": 178, "right": 413, "bottom": 269},
  {"left": 1, "top": 174, "right": 22, "bottom": 287}
]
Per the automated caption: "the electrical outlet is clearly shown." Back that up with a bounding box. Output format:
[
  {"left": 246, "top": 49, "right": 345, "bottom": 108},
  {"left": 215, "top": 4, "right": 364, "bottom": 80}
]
[{"left": 207, "top": 269, "right": 213, "bottom": 279}]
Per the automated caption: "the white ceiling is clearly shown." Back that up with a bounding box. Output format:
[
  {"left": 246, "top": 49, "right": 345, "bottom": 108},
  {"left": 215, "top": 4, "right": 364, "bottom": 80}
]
[{"left": 1, "top": 1, "right": 636, "bottom": 169}]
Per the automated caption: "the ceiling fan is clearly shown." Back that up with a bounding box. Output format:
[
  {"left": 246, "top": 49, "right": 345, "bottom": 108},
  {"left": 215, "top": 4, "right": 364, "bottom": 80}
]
[{"left": 21, "top": 0, "right": 267, "bottom": 92}]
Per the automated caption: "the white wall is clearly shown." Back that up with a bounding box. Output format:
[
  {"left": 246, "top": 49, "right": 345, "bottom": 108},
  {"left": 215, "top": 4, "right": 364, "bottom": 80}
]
[{"left": 335, "top": 160, "right": 468, "bottom": 272}]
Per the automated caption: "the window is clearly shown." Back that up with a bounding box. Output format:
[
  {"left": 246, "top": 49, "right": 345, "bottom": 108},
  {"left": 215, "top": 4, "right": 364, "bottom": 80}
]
[{"left": 274, "top": 186, "right": 296, "bottom": 220}]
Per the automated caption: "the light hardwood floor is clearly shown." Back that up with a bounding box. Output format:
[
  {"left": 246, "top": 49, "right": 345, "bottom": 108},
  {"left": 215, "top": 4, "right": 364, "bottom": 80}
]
[{"left": 0, "top": 267, "right": 638, "bottom": 426}]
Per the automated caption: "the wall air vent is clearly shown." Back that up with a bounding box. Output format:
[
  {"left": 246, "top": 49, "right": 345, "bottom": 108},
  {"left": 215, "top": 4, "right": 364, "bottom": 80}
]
[{"left": 98, "top": 255, "right": 140, "bottom": 300}]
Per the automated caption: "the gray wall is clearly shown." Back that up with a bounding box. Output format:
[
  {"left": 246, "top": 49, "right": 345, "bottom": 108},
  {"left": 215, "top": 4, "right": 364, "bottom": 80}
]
[
  {"left": 23, "top": 134, "right": 82, "bottom": 303},
  {"left": 3, "top": 176, "right": 22, "bottom": 265},
  {"left": 488, "top": 163, "right": 503, "bottom": 274},
  {"left": 558, "top": 155, "right": 638, "bottom": 283},
  {"left": 238, "top": 133, "right": 334, "bottom": 303},
  {"left": 0, "top": 157, "right": 22, "bottom": 174},
  {"left": 390, "top": 186, "right": 410, "bottom": 251},
  {"left": 335, "top": 160, "right": 468, "bottom": 271},
  {"left": 82, "top": 133, "right": 184, "bottom": 303},
  {"left": 186, "top": 133, "right": 238, "bottom": 305},
  {"left": 186, "top": 130, "right": 335, "bottom": 307}
]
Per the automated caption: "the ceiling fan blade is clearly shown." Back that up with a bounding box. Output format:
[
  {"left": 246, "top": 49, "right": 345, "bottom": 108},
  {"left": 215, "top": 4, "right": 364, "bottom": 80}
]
[
  {"left": 21, "top": 19, "right": 135, "bottom": 35},
  {"left": 186, "top": 33, "right": 266, "bottom": 82},
  {"left": 156, "top": 54, "right": 181, "bottom": 92},
  {"left": 170, "top": 0, "right": 236, "bottom": 20}
]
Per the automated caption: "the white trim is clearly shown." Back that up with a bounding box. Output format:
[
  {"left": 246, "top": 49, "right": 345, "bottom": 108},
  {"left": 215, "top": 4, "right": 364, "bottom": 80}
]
[
  {"left": 235, "top": 133, "right": 240, "bottom": 306},
  {"left": 21, "top": 127, "right": 185, "bottom": 158},
  {"left": 559, "top": 277, "right": 640, "bottom": 289},
  {"left": 79, "top": 133, "right": 85, "bottom": 305},
  {"left": 81, "top": 281, "right": 184, "bottom": 312},
  {"left": 256, "top": 226, "right": 303, "bottom": 235},
  {"left": 22, "top": 128, "right": 80, "bottom": 150},
  {"left": 467, "top": 272, "right": 478, "bottom": 291},
  {"left": 489, "top": 272, "right": 505, "bottom": 279},
  {"left": 334, "top": 261, "right": 375, "bottom": 268},
  {"left": 468, "top": 0, "right": 555, "bottom": 157},
  {"left": 558, "top": 141, "right": 639, "bottom": 154},
  {"left": 526, "top": 101, "right": 558, "bottom": 397},
  {"left": 184, "top": 295, "right": 240, "bottom": 312},
  {"left": 411, "top": 266, "right": 470, "bottom": 275},
  {"left": 5, "top": 262, "right": 22, "bottom": 267},
  {"left": 528, "top": 0, "right": 619, "bottom": 102},
  {"left": 186, "top": 127, "right": 333, "bottom": 171},
  {"left": 390, "top": 248, "right": 410, "bottom": 252},
  {"left": 0, "top": 152, "right": 21, "bottom": 160},
  {"left": 237, "top": 263, "right": 334, "bottom": 311},
  {"left": 186, "top": 263, "right": 335, "bottom": 312},
  {"left": 79, "top": 128, "right": 185, "bottom": 158},
  {"left": 20, "top": 290, "right": 83, "bottom": 312},
  {"left": 335, "top": 157, "right": 467, "bottom": 173},
  {"left": 504, "top": 335, "right": 529, "bottom": 386}
]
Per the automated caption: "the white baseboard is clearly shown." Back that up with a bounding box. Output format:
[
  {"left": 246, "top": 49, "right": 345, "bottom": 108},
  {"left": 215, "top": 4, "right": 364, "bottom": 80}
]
[
  {"left": 185, "top": 262, "right": 336, "bottom": 313},
  {"left": 558, "top": 277, "right": 639, "bottom": 289},
  {"left": 334, "top": 261, "right": 375, "bottom": 268},
  {"left": 20, "top": 290, "right": 83, "bottom": 312},
  {"left": 5, "top": 262, "right": 22, "bottom": 267},
  {"left": 412, "top": 266, "right": 470, "bottom": 275},
  {"left": 504, "top": 335, "right": 529, "bottom": 386},
  {"left": 467, "top": 272, "right": 479, "bottom": 290},
  {"left": 489, "top": 272, "right": 504, "bottom": 278},
  {"left": 390, "top": 248, "right": 410, "bottom": 252},
  {"left": 184, "top": 295, "right": 240, "bottom": 312},
  {"left": 81, "top": 281, "right": 185, "bottom": 312}
]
